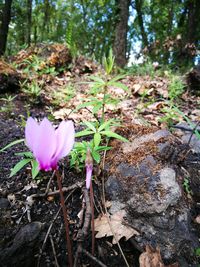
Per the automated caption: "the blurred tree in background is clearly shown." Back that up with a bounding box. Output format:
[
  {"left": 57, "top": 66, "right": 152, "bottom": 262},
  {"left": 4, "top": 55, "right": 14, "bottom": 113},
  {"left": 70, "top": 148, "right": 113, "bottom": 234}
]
[{"left": 0, "top": 0, "right": 199, "bottom": 68}]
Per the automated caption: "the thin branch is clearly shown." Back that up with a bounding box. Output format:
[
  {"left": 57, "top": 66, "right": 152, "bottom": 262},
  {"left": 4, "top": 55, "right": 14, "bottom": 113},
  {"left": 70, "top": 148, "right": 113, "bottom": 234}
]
[
  {"left": 90, "top": 183, "right": 95, "bottom": 255},
  {"left": 50, "top": 234, "right": 60, "bottom": 267},
  {"left": 82, "top": 248, "right": 108, "bottom": 267},
  {"left": 37, "top": 189, "right": 76, "bottom": 267},
  {"left": 55, "top": 170, "right": 73, "bottom": 267}
]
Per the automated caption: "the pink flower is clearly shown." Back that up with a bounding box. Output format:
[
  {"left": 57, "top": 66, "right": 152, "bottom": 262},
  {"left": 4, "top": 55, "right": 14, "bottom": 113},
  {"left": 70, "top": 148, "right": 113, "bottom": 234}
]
[
  {"left": 25, "top": 117, "right": 75, "bottom": 171},
  {"left": 85, "top": 148, "right": 93, "bottom": 189}
]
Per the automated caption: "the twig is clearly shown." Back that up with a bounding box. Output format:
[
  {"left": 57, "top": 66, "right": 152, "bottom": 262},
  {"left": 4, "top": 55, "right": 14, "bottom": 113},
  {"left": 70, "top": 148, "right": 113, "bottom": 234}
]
[
  {"left": 90, "top": 183, "right": 95, "bottom": 255},
  {"left": 187, "top": 121, "right": 200, "bottom": 146},
  {"left": 55, "top": 170, "right": 73, "bottom": 267},
  {"left": 170, "top": 125, "right": 200, "bottom": 132},
  {"left": 74, "top": 188, "right": 91, "bottom": 267},
  {"left": 50, "top": 234, "right": 60, "bottom": 267},
  {"left": 82, "top": 249, "right": 108, "bottom": 267},
  {"left": 30, "top": 181, "right": 84, "bottom": 199},
  {"left": 45, "top": 170, "right": 56, "bottom": 195},
  {"left": 37, "top": 189, "right": 76, "bottom": 267}
]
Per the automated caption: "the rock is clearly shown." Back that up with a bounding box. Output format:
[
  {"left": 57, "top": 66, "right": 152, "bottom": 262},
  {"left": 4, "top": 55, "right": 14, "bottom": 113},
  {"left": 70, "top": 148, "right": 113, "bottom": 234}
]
[
  {"left": 0, "top": 198, "right": 9, "bottom": 209},
  {"left": 186, "top": 65, "right": 200, "bottom": 95},
  {"left": 0, "top": 60, "right": 21, "bottom": 93},
  {"left": 105, "top": 124, "right": 199, "bottom": 265},
  {"left": 0, "top": 222, "right": 45, "bottom": 267},
  {"left": 174, "top": 122, "right": 200, "bottom": 153}
]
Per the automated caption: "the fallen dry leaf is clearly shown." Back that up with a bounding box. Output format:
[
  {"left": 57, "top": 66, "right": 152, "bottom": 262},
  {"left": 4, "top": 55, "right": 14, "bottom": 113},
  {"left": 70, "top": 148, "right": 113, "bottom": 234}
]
[
  {"left": 94, "top": 210, "right": 139, "bottom": 244},
  {"left": 139, "top": 245, "right": 179, "bottom": 267},
  {"left": 194, "top": 215, "right": 200, "bottom": 224}
]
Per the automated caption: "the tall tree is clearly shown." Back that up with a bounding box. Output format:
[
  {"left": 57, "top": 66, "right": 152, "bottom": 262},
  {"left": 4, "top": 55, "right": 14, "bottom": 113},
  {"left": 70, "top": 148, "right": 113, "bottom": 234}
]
[
  {"left": 26, "top": 0, "right": 32, "bottom": 46},
  {"left": 0, "top": 0, "right": 13, "bottom": 55},
  {"left": 113, "top": 0, "right": 130, "bottom": 67},
  {"left": 135, "top": 0, "right": 148, "bottom": 48}
]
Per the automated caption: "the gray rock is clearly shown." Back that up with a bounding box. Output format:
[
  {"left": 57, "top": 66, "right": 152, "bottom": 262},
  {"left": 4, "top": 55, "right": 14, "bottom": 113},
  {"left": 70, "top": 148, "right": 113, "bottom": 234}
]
[
  {"left": 0, "top": 222, "right": 45, "bottom": 267},
  {"left": 0, "top": 198, "right": 9, "bottom": 209},
  {"left": 105, "top": 126, "right": 199, "bottom": 264}
]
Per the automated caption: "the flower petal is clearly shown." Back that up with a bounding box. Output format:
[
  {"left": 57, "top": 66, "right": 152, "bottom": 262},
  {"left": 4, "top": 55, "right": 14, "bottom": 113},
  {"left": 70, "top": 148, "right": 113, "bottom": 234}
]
[
  {"left": 86, "top": 165, "right": 92, "bottom": 189},
  {"left": 25, "top": 117, "right": 39, "bottom": 152},
  {"left": 33, "top": 118, "right": 57, "bottom": 171},
  {"left": 53, "top": 120, "right": 75, "bottom": 162}
]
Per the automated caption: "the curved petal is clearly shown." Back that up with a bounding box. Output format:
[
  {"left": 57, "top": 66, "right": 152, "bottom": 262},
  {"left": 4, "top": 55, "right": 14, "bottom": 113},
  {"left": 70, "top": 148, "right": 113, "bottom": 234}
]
[
  {"left": 25, "top": 117, "right": 39, "bottom": 152},
  {"left": 53, "top": 120, "right": 75, "bottom": 162},
  {"left": 86, "top": 165, "right": 93, "bottom": 189},
  {"left": 33, "top": 118, "right": 57, "bottom": 171}
]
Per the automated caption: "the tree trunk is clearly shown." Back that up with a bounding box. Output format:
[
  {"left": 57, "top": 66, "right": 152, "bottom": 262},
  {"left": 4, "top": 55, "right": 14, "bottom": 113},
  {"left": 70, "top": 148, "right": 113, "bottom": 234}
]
[
  {"left": 42, "top": 0, "right": 50, "bottom": 40},
  {"left": 0, "top": 0, "right": 13, "bottom": 56},
  {"left": 26, "top": 0, "right": 32, "bottom": 46},
  {"left": 186, "top": 0, "right": 200, "bottom": 44},
  {"left": 113, "top": 0, "right": 130, "bottom": 68},
  {"left": 135, "top": 0, "right": 148, "bottom": 48}
]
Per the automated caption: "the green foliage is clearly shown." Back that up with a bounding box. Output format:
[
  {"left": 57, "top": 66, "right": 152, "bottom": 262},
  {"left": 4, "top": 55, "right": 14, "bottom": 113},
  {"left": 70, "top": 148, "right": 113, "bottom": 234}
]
[
  {"left": 0, "top": 94, "right": 17, "bottom": 114},
  {"left": 183, "top": 177, "right": 192, "bottom": 195},
  {"left": 168, "top": 74, "right": 185, "bottom": 101},
  {"left": 10, "top": 151, "right": 40, "bottom": 179},
  {"left": 195, "top": 248, "right": 200, "bottom": 256},
  {"left": 76, "top": 51, "right": 128, "bottom": 122},
  {"left": 51, "top": 83, "right": 75, "bottom": 106},
  {"left": 159, "top": 105, "right": 180, "bottom": 126},
  {"left": 0, "top": 140, "right": 40, "bottom": 179},
  {"left": 70, "top": 140, "right": 111, "bottom": 171},
  {"left": 173, "top": 107, "right": 200, "bottom": 140},
  {"left": 71, "top": 118, "right": 128, "bottom": 170},
  {"left": 0, "top": 139, "right": 25, "bottom": 153},
  {"left": 76, "top": 119, "right": 128, "bottom": 143},
  {"left": 22, "top": 80, "right": 42, "bottom": 99},
  {"left": 127, "top": 62, "right": 156, "bottom": 77}
]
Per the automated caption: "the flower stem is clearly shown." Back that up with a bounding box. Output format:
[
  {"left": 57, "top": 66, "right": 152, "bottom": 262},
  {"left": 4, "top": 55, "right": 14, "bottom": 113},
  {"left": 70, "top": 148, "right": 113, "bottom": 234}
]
[
  {"left": 90, "top": 182, "right": 95, "bottom": 255},
  {"left": 55, "top": 170, "right": 73, "bottom": 267}
]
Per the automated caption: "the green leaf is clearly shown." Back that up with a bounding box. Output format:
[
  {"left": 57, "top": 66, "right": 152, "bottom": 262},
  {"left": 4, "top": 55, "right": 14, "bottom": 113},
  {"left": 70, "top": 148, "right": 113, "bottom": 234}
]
[
  {"left": 100, "top": 131, "right": 129, "bottom": 142},
  {"left": 10, "top": 158, "right": 32, "bottom": 177},
  {"left": 31, "top": 160, "right": 40, "bottom": 179},
  {"left": 88, "top": 75, "right": 105, "bottom": 84},
  {"left": 91, "top": 150, "right": 101, "bottom": 163},
  {"left": 98, "top": 120, "right": 112, "bottom": 132},
  {"left": 93, "top": 132, "right": 101, "bottom": 147},
  {"left": 109, "top": 74, "right": 126, "bottom": 82},
  {"left": 83, "top": 121, "right": 96, "bottom": 132},
  {"left": 76, "top": 101, "right": 96, "bottom": 110},
  {"left": 75, "top": 130, "right": 94, "bottom": 138},
  {"left": 15, "top": 151, "right": 33, "bottom": 158},
  {"left": 0, "top": 139, "right": 25, "bottom": 153},
  {"left": 92, "top": 103, "right": 102, "bottom": 114},
  {"left": 95, "top": 146, "right": 112, "bottom": 151},
  {"left": 108, "top": 81, "right": 129, "bottom": 91},
  {"left": 195, "top": 247, "right": 200, "bottom": 256}
]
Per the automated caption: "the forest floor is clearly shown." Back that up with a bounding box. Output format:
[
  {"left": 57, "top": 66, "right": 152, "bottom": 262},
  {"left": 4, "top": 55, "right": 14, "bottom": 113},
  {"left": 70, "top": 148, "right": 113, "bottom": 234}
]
[{"left": 0, "top": 44, "right": 200, "bottom": 267}]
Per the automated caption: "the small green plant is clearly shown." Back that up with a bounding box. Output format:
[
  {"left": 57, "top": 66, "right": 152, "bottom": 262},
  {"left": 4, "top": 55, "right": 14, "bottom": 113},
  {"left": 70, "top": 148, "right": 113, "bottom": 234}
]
[
  {"left": 159, "top": 104, "right": 180, "bottom": 126},
  {"left": 51, "top": 83, "right": 75, "bottom": 106},
  {"left": 70, "top": 140, "right": 111, "bottom": 171},
  {"left": 173, "top": 106, "right": 200, "bottom": 140},
  {"left": 0, "top": 94, "right": 17, "bottom": 113},
  {"left": 0, "top": 139, "right": 39, "bottom": 179},
  {"left": 126, "top": 61, "right": 156, "bottom": 77},
  {"left": 22, "top": 80, "right": 42, "bottom": 99},
  {"left": 195, "top": 247, "right": 200, "bottom": 256},
  {"left": 76, "top": 49, "right": 128, "bottom": 123},
  {"left": 183, "top": 177, "right": 192, "bottom": 195},
  {"left": 168, "top": 74, "right": 185, "bottom": 100},
  {"left": 70, "top": 50, "right": 129, "bottom": 170}
]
